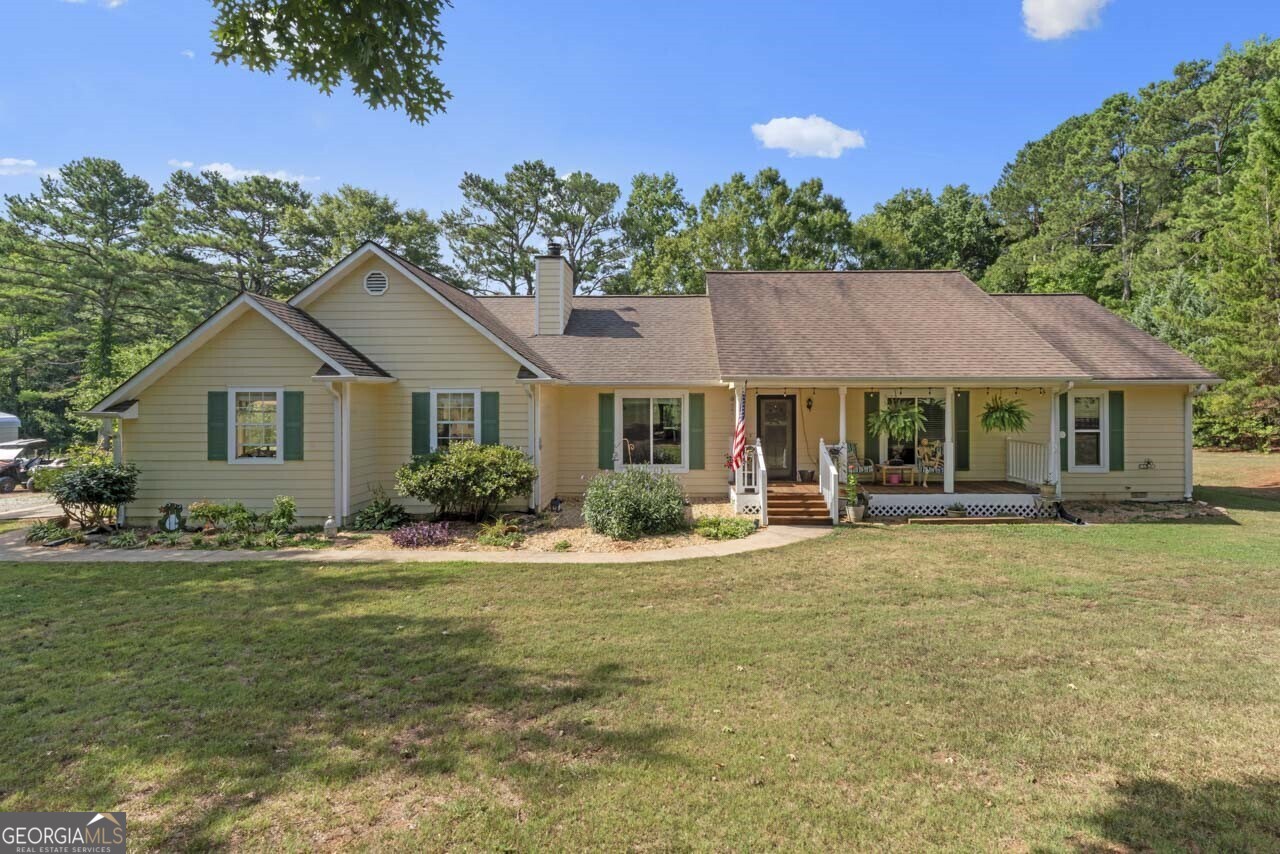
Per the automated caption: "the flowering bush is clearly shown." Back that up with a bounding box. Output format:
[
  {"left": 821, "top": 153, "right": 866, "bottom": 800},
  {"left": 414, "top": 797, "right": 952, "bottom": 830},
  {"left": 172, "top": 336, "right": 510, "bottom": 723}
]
[{"left": 389, "top": 521, "right": 451, "bottom": 548}]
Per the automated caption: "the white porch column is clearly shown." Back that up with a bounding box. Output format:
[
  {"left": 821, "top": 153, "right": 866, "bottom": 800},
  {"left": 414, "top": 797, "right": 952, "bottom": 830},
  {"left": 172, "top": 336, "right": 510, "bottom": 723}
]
[
  {"left": 838, "top": 386, "right": 848, "bottom": 478},
  {"left": 1049, "top": 390, "right": 1062, "bottom": 497},
  {"left": 943, "top": 386, "right": 955, "bottom": 494}
]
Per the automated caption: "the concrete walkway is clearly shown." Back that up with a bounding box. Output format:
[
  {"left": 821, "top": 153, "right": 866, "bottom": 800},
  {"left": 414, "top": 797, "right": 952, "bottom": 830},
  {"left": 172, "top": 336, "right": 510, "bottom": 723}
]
[{"left": 0, "top": 524, "right": 831, "bottom": 565}]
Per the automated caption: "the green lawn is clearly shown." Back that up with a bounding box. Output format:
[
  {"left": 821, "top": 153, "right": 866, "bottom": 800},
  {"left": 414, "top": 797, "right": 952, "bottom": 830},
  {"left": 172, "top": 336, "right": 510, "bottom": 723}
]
[{"left": 3, "top": 457, "right": 1279, "bottom": 850}]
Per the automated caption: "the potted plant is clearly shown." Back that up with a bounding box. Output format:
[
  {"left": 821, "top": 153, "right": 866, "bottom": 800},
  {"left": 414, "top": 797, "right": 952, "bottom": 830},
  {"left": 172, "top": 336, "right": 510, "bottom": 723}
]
[
  {"left": 980, "top": 395, "right": 1032, "bottom": 433},
  {"left": 945, "top": 501, "right": 967, "bottom": 518},
  {"left": 845, "top": 470, "right": 868, "bottom": 523},
  {"left": 1039, "top": 479, "right": 1057, "bottom": 499}
]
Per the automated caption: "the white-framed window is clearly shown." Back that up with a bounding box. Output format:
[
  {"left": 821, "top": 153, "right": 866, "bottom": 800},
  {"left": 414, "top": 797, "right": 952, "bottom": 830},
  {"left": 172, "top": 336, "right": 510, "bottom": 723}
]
[
  {"left": 1068, "top": 391, "right": 1108, "bottom": 472},
  {"left": 616, "top": 391, "right": 688, "bottom": 471},
  {"left": 431, "top": 389, "right": 480, "bottom": 450},
  {"left": 880, "top": 394, "right": 946, "bottom": 464},
  {"left": 229, "top": 388, "right": 283, "bottom": 464}
]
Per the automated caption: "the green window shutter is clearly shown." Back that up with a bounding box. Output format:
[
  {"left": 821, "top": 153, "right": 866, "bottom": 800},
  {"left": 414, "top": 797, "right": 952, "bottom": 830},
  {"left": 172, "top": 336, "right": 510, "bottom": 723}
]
[
  {"left": 207, "top": 391, "right": 227, "bottom": 461},
  {"left": 954, "top": 390, "right": 970, "bottom": 471},
  {"left": 688, "top": 393, "right": 705, "bottom": 469},
  {"left": 864, "top": 392, "right": 880, "bottom": 463},
  {"left": 1059, "top": 393, "right": 1068, "bottom": 472},
  {"left": 480, "top": 391, "right": 500, "bottom": 445},
  {"left": 1108, "top": 390, "right": 1125, "bottom": 471},
  {"left": 283, "top": 391, "right": 304, "bottom": 461},
  {"left": 597, "top": 393, "right": 615, "bottom": 470},
  {"left": 412, "top": 392, "right": 432, "bottom": 456}
]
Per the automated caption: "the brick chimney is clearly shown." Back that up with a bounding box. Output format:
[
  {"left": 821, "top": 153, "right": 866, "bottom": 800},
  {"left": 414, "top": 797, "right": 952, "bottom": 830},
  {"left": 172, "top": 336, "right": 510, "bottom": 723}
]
[{"left": 534, "top": 241, "right": 573, "bottom": 335}]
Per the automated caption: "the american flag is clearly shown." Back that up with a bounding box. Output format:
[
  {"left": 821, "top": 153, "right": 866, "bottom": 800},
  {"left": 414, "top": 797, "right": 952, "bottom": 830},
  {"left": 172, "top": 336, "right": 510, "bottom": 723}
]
[{"left": 731, "top": 385, "right": 747, "bottom": 470}]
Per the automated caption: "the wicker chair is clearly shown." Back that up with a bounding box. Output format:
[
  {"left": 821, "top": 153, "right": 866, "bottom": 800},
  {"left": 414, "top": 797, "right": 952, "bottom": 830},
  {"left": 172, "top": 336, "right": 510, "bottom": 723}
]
[{"left": 916, "top": 439, "right": 945, "bottom": 487}]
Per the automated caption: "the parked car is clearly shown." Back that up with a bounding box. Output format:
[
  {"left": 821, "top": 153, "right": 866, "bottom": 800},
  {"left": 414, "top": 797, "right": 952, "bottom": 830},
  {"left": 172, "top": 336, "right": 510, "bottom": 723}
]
[{"left": 0, "top": 439, "right": 59, "bottom": 493}]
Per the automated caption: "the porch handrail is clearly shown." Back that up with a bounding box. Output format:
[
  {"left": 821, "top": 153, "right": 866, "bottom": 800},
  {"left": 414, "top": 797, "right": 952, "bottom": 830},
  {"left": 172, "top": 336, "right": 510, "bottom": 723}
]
[
  {"left": 818, "top": 438, "right": 840, "bottom": 525},
  {"left": 739, "top": 442, "right": 758, "bottom": 493},
  {"left": 1006, "top": 438, "right": 1048, "bottom": 486},
  {"left": 755, "top": 438, "right": 768, "bottom": 526}
]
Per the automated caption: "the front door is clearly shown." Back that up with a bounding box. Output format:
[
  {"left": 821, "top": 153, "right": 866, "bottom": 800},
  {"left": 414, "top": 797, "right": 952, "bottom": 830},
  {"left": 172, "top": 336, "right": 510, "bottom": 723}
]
[{"left": 757, "top": 395, "right": 796, "bottom": 481}]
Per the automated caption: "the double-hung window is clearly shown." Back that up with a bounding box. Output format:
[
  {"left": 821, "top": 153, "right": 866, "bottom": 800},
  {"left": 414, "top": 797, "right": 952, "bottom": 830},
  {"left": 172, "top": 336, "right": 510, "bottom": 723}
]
[
  {"left": 231, "top": 388, "right": 283, "bottom": 462},
  {"left": 432, "top": 390, "right": 480, "bottom": 450},
  {"left": 617, "top": 392, "right": 686, "bottom": 469},
  {"left": 1069, "top": 392, "right": 1107, "bottom": 472}
]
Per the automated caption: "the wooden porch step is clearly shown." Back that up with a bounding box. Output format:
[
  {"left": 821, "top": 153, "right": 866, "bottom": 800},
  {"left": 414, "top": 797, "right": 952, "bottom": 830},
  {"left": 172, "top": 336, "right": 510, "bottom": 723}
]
[{"left": 767, "top": 515, "right": 833, "bottom": 526}]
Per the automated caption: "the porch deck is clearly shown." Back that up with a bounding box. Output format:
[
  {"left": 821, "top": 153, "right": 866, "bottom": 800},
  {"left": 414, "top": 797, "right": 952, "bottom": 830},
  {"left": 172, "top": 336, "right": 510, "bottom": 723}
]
[{"left": 859, "top": 479, "right": 1035, "bottom": 496}]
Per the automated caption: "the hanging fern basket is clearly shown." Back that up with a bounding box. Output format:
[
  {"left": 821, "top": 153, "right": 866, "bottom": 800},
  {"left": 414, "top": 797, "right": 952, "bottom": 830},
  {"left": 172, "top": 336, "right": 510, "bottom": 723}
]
[
  {"left": 980, "top": 395, "right": 1032, "bottom": 433},
  {"left": 867, "top": 402, "right": 928, "bottom": 442}
]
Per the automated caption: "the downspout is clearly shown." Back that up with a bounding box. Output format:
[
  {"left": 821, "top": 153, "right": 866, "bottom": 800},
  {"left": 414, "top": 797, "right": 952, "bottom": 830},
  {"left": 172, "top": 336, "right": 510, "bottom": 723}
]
[
  {"left": 326, "top": 382, "right": 343, "bottom": 525},
  {"left": 342, "top": 385, "right": 351, "bottom": 522},
  {"left": 110, "top": 418, "right": 126, "bottom": 527},
  {"left": 1184, "top": 383, "right": 1207, "bottom": 501}
]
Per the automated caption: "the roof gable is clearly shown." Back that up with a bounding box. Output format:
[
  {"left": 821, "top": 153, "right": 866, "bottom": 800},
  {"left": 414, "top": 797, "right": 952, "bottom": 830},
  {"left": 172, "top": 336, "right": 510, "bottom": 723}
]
[
  {"left": 90, "top": 294, "right": 391, "bottom": 413},
  {"left": 288, "top": 242, "right": 558, "bottom": 379}
]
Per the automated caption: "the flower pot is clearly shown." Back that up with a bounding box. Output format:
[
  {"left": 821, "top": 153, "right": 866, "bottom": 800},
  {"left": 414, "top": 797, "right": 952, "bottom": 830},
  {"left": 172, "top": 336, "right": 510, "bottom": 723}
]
[
  {"left": 1039, "top": 483, "right": 1057, "bottom": 499},
  {"left": 945, "top": 508, "right": 967, "bottom": 518},
  {"left": 846, "top": 504, "right": 867, "bottom": 523},
  {"left": 887, "top": 472, "right": 901, "bottom": 485}
]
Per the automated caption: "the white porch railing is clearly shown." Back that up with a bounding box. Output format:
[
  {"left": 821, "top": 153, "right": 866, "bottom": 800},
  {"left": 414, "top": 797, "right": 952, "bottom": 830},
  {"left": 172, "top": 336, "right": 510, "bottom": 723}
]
[
  {"left": 818, "top": 438, "right": 841, "bottom": 525},
  {"left": 1006, "top": 438, "right": 1049, "bottom": 486},
  {"left": 755, "top": 438, "right": 768, "bottom": 526}
]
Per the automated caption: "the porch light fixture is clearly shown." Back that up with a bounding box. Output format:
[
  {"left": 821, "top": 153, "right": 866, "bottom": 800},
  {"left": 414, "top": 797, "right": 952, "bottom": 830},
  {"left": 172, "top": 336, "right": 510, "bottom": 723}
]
[{"left": 806, "top": 397, "right": 813, "bottom": 411}]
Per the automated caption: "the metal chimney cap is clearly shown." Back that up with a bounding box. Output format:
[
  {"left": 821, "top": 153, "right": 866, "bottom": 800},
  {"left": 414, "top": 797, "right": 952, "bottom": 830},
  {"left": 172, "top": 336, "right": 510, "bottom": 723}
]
[{"left": 546, "top": 241, "right": 562, "bottom": 256}]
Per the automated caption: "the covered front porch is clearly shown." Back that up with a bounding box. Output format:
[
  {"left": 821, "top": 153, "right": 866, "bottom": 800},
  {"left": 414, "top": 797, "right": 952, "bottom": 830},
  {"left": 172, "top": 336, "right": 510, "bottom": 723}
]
[{"left": 727, "top": 382, "right": 1063, "bottom": 524}]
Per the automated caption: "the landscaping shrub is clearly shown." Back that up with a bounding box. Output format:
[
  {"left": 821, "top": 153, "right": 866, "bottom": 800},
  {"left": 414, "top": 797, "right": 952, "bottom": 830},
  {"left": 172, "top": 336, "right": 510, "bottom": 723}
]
[
  {"left": 188, "top": 500, "right": 230, "bottom": 530},
  {"left": 351, "top": 484, "right": 410, "bottom": 530},
  {"left": 389, "top": 521, "right": 451, "bottom": 548},
  {"left": 582, "top": 468, "right": 687, "bottom": 540},
  {"left": 224, "top": 502, "right": 258, "bottom": 535},
  {"left": 48, "top": 461, "right": 140, "bottom": 530},
  {"left": 214, "top": 532, "right": 235, "bottom": 549},
  {"left": 395, "top": 442, "right": 537, "bottom": 522},
  {"left": 477, "top": 518, "right": 525, "bottom": 548},
  {"left": 694, "top": 515, "right": 756, "bottom": 541},
  {"left": 107, "top": 529, "right": 140, "bottom": 549},
  {"left": 25, "top": 520, "right": 67, "bottom": 544},
  {"left": 264, "top": 495, "right": 297, "bottom": 533}
]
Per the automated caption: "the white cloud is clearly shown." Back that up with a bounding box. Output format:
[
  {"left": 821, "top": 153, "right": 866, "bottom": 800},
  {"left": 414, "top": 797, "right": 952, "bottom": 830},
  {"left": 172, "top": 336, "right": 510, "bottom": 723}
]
[
  {"left": 750, "top": 115, "right": 866, "bottom": 159},
  {"left": 180, "top": 49, "right": 195, "bottom": 59},
  {"left": 195, "top": 161, "right": 318, "bottom": 182},
  {"left": 167, "top": 159, "right": 194, "bottom": 168},
  {"left": 0, "top": 157, "right": 41, "bottom": 176},
  {"left": 102, "top": 0, "right": 127, "bottom": 7},
  {"left": 1022, "top": 0, "right": 1110, "bottom": 40}
]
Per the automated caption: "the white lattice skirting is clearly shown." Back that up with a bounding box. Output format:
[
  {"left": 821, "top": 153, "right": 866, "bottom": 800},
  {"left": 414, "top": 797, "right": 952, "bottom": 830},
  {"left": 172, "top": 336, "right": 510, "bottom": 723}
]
[
  {"left": 731, "top": 488, "right": 762, "bottom": 516},
  {"left": 867, "top": 493, "right": 1052, "bottom": 519}
]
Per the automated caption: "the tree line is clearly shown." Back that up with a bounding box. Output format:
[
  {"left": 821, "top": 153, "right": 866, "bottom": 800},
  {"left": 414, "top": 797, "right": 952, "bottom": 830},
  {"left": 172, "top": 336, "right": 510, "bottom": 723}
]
[{"left": 2, "top": 39, "right": 1278, "bottom": 448}]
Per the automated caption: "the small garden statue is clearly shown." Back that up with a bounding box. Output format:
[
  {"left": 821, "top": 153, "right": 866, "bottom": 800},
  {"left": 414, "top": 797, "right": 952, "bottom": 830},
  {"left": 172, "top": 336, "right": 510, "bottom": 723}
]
[{"left": 158, "top": 502, "right": 184, "bottom": 532}]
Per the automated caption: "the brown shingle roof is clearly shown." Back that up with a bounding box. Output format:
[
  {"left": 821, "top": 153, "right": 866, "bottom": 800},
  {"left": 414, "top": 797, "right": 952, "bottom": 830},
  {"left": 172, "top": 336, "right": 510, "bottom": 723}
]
[
  {"left": 247, "top": 294, "right": 391, "bottom": 378},
  {"left": 994, "top": 294, "right": 1218, "bottom": 381},
  {"left": 479, "top": 296, "right": 723, "bottom": 385},
  {"left": 706, "top": 271, "right": 1087, "bottom": 380}
]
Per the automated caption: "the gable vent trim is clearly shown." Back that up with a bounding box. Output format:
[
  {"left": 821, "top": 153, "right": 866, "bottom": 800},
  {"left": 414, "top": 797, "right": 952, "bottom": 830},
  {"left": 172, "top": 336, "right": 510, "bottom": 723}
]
[{"left": 363, "top": 270, "right": 390, "bottom": 296}]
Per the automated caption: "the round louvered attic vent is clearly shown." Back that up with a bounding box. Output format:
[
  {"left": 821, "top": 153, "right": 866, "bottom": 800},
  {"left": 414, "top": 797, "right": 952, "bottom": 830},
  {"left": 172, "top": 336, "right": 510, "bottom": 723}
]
[{"left": 363, "top": 270, "right": 389, "bottom": 295}]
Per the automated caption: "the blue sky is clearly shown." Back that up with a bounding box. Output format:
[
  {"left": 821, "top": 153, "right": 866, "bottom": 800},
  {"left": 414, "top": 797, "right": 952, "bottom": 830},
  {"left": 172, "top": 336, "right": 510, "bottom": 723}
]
[{"left": 1, "top": 0, "right": 1275, "bottom": 219}]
